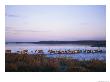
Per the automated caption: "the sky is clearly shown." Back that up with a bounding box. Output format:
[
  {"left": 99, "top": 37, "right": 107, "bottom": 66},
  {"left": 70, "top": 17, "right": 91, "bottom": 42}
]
[{"left": 5, "top": 5, "right": 106, "bottom": 42}]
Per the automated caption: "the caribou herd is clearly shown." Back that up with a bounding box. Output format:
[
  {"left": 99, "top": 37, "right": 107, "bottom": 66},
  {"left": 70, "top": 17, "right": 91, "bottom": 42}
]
[{"left": 5, "top": 49, "right": 103, "bottom": 55}]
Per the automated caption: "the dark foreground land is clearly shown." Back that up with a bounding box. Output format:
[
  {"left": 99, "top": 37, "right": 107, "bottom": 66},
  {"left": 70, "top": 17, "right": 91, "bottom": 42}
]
[{"left": 5, "top": 53, "right": 106, "bottom": 72}]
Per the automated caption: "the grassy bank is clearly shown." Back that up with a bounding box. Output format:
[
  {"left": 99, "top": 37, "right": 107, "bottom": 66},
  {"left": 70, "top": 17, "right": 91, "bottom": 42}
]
[{"left": 5, "top": 53, "right": 106, "bottom": 72}]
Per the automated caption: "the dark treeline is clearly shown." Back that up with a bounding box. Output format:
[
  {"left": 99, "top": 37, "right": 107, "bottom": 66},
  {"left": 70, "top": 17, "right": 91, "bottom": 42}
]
[{"left": 6, "top": 40, "right": 106, "bottom": 47}]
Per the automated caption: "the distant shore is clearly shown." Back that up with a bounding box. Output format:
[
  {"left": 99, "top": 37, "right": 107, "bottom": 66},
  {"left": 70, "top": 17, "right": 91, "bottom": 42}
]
[{"left": 6, "top": 40, "right": 106, "bottom": 47}]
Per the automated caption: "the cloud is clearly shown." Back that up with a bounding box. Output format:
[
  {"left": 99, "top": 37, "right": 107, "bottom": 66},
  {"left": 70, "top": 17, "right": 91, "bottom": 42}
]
[
  {"left": 5, "top": 26, "right": 50, "bottom": 33},
  {"left": 5, "top": 14, "right": 19, "bottom": 17},
  {"left": 5, "top": 29, "right": 49, "bottom": 33}
]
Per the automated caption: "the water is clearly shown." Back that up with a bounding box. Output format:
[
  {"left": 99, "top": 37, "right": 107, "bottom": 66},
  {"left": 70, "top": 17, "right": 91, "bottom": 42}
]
[{"left": 5, "top": 43, "right": 106, "bottom": 61}]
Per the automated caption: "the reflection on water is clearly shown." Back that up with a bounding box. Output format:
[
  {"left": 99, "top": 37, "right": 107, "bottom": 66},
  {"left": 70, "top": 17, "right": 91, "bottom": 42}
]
[{"left": 5, "top": 43, "right": 106, "bottom": 61}]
